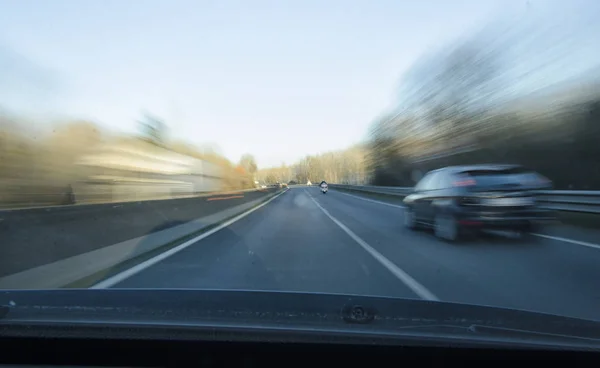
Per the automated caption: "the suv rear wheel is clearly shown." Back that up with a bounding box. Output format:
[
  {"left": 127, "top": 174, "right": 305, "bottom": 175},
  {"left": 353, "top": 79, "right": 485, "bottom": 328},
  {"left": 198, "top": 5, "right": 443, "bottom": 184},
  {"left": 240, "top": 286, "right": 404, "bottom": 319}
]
[
  {"left": 516, "top": 222, "right": 541, "bottom": 242},
  {"left": 434, "top": 213, "right": 460, "bottom": 242}
]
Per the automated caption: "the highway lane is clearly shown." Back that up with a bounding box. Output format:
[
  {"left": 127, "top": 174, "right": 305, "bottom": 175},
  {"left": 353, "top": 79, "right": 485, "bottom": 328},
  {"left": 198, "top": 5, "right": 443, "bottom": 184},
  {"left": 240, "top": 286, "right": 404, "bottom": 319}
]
[
  {"left": 110, "top": 186, "right": 600, "bottom": 322},
  {"left": 315, "top": 188, "right": 600, "bottom": 321},
  {"left": 112, "top": 187, "right": 418, "bottom": 299}
]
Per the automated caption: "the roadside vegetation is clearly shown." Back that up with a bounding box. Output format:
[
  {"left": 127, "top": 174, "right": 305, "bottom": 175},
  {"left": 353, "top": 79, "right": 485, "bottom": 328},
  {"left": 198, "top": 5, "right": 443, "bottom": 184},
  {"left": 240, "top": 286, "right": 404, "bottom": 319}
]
[{"left": 0, "top": 112, "right": 257, "bottom": 208}]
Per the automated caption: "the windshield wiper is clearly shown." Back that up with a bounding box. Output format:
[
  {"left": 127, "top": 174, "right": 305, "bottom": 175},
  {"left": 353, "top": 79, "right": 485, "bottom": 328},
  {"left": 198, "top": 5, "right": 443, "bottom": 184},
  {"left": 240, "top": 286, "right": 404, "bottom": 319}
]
[
  {"left": 467, "top": 324, "right": 600, "bottom": 343},
  {"left": 369, "top": 323, "right": 600, "bottom": 348}
]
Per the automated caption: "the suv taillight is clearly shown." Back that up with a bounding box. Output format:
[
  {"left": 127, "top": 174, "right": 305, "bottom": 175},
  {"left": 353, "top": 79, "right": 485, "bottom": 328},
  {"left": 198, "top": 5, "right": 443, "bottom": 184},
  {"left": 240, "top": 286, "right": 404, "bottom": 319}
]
[{"left": 453, "top": 178, "right": 476, "bottom": 187}]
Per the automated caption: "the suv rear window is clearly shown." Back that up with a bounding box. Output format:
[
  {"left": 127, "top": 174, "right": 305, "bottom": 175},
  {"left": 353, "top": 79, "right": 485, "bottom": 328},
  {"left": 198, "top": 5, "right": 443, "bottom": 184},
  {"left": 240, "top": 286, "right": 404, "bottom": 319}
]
[{"left": 459, "top": 168, "right": 541, "bottom": 188}]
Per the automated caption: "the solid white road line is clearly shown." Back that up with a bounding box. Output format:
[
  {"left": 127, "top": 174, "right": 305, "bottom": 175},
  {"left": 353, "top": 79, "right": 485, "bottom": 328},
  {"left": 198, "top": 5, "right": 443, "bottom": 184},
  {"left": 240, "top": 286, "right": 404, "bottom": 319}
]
[
  {"left": 91, "top": 189, "right": 289, "bottom": 289},
  {"left": 332, "top": 190, "right": 406, "bottom": 209},
  {"left": 305, "top": 190, "right": 438, "bottom": 301},
  {"left": 531, "top": 233, "right": 600, "bottom": 250}
]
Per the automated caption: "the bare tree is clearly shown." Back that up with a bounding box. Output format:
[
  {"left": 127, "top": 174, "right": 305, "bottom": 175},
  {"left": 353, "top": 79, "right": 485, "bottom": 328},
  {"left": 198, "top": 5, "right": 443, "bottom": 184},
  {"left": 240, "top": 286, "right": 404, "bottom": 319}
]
[
  {"left": 239, "top": 154, "right": 258, "bottom": 175},
  {"left": 138, "top": 112, "right": 167, "bottom": 146},
  {"left": 257, "top": 145, "right": 368, "bottom": 185}
]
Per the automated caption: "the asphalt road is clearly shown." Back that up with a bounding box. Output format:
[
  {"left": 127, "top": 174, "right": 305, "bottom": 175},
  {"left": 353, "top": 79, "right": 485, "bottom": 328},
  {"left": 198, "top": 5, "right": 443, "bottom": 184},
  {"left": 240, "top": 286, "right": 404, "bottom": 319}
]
[{"left": 110, "top": 186, "right": 600, "bottom": 322}]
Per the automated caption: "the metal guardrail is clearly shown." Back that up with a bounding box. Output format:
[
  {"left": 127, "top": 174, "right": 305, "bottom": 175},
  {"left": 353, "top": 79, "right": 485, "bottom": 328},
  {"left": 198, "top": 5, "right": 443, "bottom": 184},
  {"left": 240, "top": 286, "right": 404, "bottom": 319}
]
[
  {"left": 329, "top": 184, "right": 600, "bottom": 214},
  {"left": 329, "top": 184, "right": 412, "bottom": 196},
  {"left": 536, "top": 190, "right": 600, "bottom": 214}
]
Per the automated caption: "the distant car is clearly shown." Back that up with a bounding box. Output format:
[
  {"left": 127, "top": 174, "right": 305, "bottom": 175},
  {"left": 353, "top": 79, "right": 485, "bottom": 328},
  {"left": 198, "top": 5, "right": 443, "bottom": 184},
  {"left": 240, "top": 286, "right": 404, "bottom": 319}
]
[{"left": 402, "top": 164, "right": 554, "bottom": 241}]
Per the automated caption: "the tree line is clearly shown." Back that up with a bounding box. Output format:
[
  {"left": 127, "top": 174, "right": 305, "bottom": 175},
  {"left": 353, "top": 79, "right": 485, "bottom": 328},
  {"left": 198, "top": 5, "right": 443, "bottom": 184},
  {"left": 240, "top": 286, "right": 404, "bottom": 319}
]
[
  {"left": 366, "top": 6, "right": 600, "bottom": 190},
  {"left": 261, "top": 4, "right": 600, "bottom": 190},
  {"left": 257, "top": 145, "right": 369, "bottom": 185},
  {"left": 0, "top": 111, "right": 260, "bottom": 207}
]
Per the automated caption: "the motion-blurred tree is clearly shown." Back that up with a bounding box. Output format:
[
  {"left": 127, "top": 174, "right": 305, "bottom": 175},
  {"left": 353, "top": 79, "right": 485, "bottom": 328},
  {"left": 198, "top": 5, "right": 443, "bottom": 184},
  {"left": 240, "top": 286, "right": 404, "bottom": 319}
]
[
  {"left": 265, "top": 173, "right": 277, "bottom": 184},
  {"left": 258, "top": 145, "right": 368, "bottom": 185},
  {"left": 138, "top": 112, "right": 166, "bottom": 146},
  {"left": 239, "top": 154, "right": 258, "bottom": 175}
]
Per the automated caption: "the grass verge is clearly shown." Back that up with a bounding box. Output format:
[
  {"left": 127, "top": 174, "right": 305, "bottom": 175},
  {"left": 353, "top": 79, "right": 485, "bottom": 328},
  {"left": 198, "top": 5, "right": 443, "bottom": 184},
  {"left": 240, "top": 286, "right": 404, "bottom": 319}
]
[
  {"left": 556, "top": 211, "right": 600, "bottom": 230},
  {"left": 331, "top": 187, "right": 406, "bottom": 205}
]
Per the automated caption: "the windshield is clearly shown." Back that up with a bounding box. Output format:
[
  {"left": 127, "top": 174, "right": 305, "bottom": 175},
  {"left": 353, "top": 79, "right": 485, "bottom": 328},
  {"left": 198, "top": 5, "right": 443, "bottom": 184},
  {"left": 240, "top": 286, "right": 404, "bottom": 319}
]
[{"left": 2, "top": 0, "right": 600, "bottom": 348}]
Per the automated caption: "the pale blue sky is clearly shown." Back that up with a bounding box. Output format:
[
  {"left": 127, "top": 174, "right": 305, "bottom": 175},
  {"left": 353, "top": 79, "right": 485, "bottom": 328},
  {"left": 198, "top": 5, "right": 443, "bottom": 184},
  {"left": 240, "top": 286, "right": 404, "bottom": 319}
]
[{"left": 0, "top": 0, "right": 586, "bottom": 167}]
